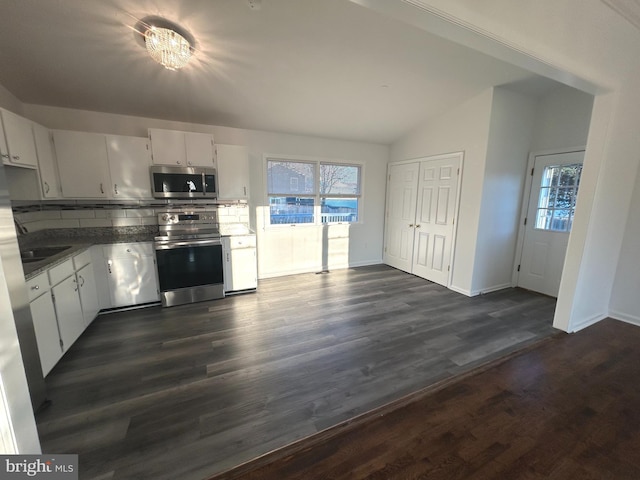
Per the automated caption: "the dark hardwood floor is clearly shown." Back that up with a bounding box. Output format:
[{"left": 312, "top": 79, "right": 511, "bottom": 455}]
[
  {"left": 212, "top": 318, "right": 640, "bottom": 480},
  {"left": 36, "top": 265, "right": 558, "bottom": 480}
]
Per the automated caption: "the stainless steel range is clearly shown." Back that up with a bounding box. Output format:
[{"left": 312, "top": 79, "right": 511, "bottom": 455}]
[{"left": 154, "top": 208, "right": 224, "bottom": 307}]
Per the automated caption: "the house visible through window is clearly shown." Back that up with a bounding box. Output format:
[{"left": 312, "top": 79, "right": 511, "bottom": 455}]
[
  {"left": 266, "top": 158, "right": 361, "bottom": 225},
  {"left": 535, "top": 163, "right": 582, "bottom": 232}
]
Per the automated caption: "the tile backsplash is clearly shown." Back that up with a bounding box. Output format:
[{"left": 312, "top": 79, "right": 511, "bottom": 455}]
[{"left": 12, "top": 200, "right": 250, "bottom": 233}]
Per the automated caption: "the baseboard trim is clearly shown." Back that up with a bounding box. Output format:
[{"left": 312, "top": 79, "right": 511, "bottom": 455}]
[
  {"left": 569, "top": 312, "right": 608, "bottom": 332},
  {"left": 469, "top": 282, "right": 513, "bottom": 297},
  {"left": 608, "top": 310, "right": 640, "bottom": 327},
  {"left": 259, "top": 259, "right": 384, "bottom": 279},
  {"left": 448, "top": 285, "right": 474, "bottom": 297}
]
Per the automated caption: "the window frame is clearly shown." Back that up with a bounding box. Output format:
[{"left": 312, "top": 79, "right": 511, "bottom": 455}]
[{"left": 265, "top": 155, "right": 363, "bottom": 227}]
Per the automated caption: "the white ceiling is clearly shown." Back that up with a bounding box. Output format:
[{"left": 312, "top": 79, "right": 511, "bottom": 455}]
[{"left": 0, "top": 0, "right": 564, "bottom": 144}]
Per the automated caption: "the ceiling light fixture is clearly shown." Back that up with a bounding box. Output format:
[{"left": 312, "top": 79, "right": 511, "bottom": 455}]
[
  {"left": 134, "top": 17, "right": 196, "bottom": 71},
  {"left": 145, "top": 26, "right": 192, "bottom": 70}
]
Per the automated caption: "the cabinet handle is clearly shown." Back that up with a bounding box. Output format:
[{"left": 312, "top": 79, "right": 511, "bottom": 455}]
[
  {"left": 100, "top": 183, "right": 104, "bottom": 194},
  {"left": 73, "top": 278, "right": 78, "bottom": 291},
  {"left": 1, "top": 153, "right": 8, "bottom": 159},
  {"left": 107, "top": 260, "right": 112, "bottom": 274},
  {"left": 176, "top": 160, "right": 181, "bottom": 165},
  {"left": 79, "top": 275, "right": 85, "bottom": 287},
  {"left": 12, "top": 155, "right": 20, "bottom": 161},
  {"left": 415, "top": 224, "right": 421, "bottom": 228},
  {"left": 126, "top": 248, "right": 131, "bottom": 253},
  {"left": 31, "top": 285, "right": 40, "bottom": 291},
  {"left": 243, "top": 186, "right": 247, "bottom": 196},
  {"left": 409, "top": 224, "right": 414, "bottom": 227},
  {"left": 114, "top": 184, "right": 118, "bottom": 195},
  {"left": 44, "top": 181, "right": 50, "bottom": 194},
  {"left": 226, "top": 252, "right": 230, "bottom": 262}
]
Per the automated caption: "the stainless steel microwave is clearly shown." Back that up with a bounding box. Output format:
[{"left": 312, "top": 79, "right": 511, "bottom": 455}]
[{"left": 150, "top": 166, "right": 218, "bottom": 199}]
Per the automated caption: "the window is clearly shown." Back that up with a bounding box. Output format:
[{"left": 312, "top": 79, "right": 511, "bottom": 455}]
[
  {"left": 266, "top": 158, "right": 361, "bottom": 225},
  {"left": 535, "top": 163, "right": 582, "bottom": 232},
  {"left": 320, "top": 163, "right": 360, "bottom": 224}
]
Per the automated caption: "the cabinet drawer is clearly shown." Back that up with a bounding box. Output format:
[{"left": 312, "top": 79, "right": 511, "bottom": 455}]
[
  {"left": 26, "top": 271, "right": 50, "bottom": 301},
  {"left": 48, "top": 258, "right": 74, "bottom": 285},
  {"left": 73, "top": 249, "right": 92, "bottom": 270},
  {"left": 227, "top": 235, "right": 256, "bottom": 249},
  {"left": 103, "top": 242, "right": 154, "bottom": 259}
]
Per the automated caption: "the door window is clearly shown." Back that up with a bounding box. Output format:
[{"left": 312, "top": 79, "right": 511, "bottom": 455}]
[{"left": 534, "top": 163, "right": 582, "bottom": 232}]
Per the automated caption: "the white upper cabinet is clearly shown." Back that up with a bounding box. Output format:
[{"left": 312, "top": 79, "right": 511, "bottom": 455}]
[
  {"left": 148, "top": 128, "right": 186, "bottom": 166},
  {"left": 0, "top": 113, "right": 9, "bottom": 165},
  {"left": 1, "top": 109, "right": 38, "bottom": 168},
  {"left": 216, "top": 144, "right": 250, "bottom": 200},
  {"left": 53, "top": 130, "right": 111, "bottom": 198},
  {"left": 184, "top": 132, "right": 215, "bottom": 167},
  {"left": 106, "top": 135, "right": 153, "bottom": 199},
  {"left": 33, "top": 123, "right": 61, "bottom": 198},
  {"left": 149, "top": 128, "right": 215, "bottom": 167}
]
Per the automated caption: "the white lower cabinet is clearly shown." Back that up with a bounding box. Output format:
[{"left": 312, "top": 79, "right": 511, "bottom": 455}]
[
  {"left": 28, "top": 249, "right": 101, "bottom": 376},
  {"left": 52, "top": 273, "right": 85, "bottom": 353},
  {"left": 28, "top": 274, "right": 62, "bottom": 376},
  {"left": 103, "top": 242, "right": 159, "bottom": 308},
  {"left": 222, "top": 235, "right": 257, "bottom": 293},
  {"left": 77, "top": 262, "right": 99, "bottom": 326}
]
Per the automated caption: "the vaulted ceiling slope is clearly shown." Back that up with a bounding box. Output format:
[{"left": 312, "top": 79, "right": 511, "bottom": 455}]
[{"left": 0, "top": 0, "right": 562, "bottom": 144}]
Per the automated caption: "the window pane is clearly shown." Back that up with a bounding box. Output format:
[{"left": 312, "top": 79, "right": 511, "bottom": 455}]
[
  {"left": 535, "top": 164, "right": 583, "bottom": 232},
  {"left": 321, "top": 197, "right": 358, "bottom": 223},
  {"left": 320, "top": 164, "right": 360, "bottom": 195},
  {"left": 269, "top": 196, "right": 315, "bottom": 224},
  {"left": 267, "top": 161, "right": 315, "bottom": 194}
]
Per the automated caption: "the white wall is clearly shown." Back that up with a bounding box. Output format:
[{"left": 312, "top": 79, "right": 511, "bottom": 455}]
[
  {"left": 390, "top": 88, "right": 493, "bottom": 294},
  {"left": 472, "top": 88, "right": 536, "bottom": 294},
  {"left": 22, "top": 105, "right": 389, "bottom": 278},
  {"left": 530, "top": 85, "right": 593, "bottom": 152},
  {"left": 609, "top": 152, "right": 640, "bottom": 324}
]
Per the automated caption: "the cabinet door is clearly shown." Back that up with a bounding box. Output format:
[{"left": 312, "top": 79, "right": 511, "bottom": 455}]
[
  {"left": 0, "top": 113, "right": 9, "bottom": 165},
  {"left": 217, "top": 144, "right": 249, "bottom": 200},
  {"left": 149, "top": 128, "right": 187, "bottom": 166},
  {"left": 106, "top": 135, "right": 153, "bottom": 199},
  {"left": 29, "top": 292, "right": 63, "bottom": 376},
  {"left": 77, "top": 263, "right": 99, "bottom": 326},
  {"left": 106, "top": 255, "right": 159, "bottom": 307},
  {"left": 1, "top": 109, "right": 38, "bottom": 168},
  {"left": 33, "top": 123, "right": 61, "bottom": 198},
  {"left": 185, "top": 132, "right": 215, "bottom": 167},
  {"left": 51, "top": 275, "right": 85, "bottom": 353},
  {"left": 228, "top": 248, "right": 258, "bottom": 291},
  {"left": 53, "top": 130, "right": 111, "bottom": 198}
]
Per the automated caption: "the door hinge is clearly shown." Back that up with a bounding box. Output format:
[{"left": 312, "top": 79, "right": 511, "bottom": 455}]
[
  {"left": 524, "top": 217, "right": 527, "bottom": 226},
  {"left": 517, "top": 264, "right": 521, "bottom": 272},
  {"left": 457, "top": 167, "right": 460, "bottom": 175},
  {"left": 531, "top": 167, "right": 535, "bottom": 176},
  {"left": 447, "top": 265, "right": 450, "bottom": 272},
  {"left": 59, "top": 338, "right": 64, "bottom": 349}
]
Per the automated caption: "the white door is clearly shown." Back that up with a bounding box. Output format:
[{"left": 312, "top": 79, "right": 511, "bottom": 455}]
[
  {"left": 518, "top": 151, "right": 584, "bottom": 297},
  {"left": 412, "top": 156, "right": 460, "bottom": 286},
  {"left": 383, "top": 162, "right": 419, "bottom": 273}
]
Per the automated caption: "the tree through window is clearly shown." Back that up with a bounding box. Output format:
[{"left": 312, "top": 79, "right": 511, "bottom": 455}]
[{"left": 535, "top": 163, "right": 582, "bottom": 232}]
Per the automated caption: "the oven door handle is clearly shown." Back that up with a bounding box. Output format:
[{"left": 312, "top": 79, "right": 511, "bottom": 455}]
[{"left": 155, "top": 238, "right": 222, "bottom": 250}]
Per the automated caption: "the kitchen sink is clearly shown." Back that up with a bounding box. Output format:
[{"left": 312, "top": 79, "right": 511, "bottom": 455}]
[{"left": 20, "top": 246, "right": 72, "bottom": 262}]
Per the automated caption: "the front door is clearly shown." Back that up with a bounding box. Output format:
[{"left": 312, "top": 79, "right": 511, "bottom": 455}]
[
  {"left": 518, "top": 151, "right": 584, "bottom": 297},
  {"left": 411, "top": 156, "right": 460, "bottom": 286}
]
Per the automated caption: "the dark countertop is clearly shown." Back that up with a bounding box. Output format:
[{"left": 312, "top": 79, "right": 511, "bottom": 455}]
[{"left": 20, "top": 227, "right": 157, "bottom": 280}]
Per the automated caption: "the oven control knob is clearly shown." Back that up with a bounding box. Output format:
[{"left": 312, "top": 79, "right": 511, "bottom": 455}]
[{"left": 162, "top": 214, "right": 170, "bottom": 221}]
